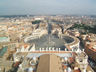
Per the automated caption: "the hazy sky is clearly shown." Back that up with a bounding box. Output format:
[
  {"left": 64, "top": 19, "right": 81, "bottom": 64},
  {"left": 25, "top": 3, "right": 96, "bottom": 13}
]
[{"left": 0, "top": 0, "right": 96, "bottom": 15}]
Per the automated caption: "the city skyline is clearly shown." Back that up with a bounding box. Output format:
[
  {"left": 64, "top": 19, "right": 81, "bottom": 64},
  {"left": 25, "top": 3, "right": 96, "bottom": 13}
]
[{"left": 0, "top": 0, "right": 96, "bottom": 15}]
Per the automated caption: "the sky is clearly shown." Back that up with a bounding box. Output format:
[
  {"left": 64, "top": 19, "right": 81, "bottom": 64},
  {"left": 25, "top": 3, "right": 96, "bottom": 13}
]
[{"left": 0, "top": 0, "right": 96, "bottom": 15}]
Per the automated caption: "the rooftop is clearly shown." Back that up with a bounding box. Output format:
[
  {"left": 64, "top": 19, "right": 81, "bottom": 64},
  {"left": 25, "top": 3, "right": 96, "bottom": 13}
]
[
  {"left": 36, "top": 54, "right": 63, "bottom": 72},
  {"left": 26, "top": 53, "right": 73, "bottom": 58}
]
